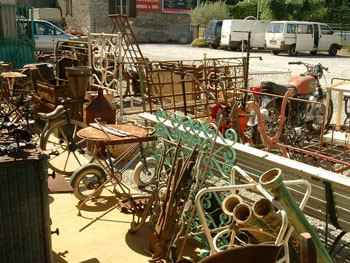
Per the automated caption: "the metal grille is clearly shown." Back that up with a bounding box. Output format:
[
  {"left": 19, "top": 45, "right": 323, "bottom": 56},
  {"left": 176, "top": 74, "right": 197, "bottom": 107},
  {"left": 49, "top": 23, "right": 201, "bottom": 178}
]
[
  {"left": 0, "top": 4, "right": 36, "bottom": 68},
  {"left": 143, "top": 58, "right": 245, "bottom": 119}
]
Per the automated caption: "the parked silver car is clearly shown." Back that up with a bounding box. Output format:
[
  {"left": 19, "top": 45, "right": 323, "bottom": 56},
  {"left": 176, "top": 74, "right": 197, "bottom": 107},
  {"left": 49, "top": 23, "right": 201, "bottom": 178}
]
[{"left": 33, "top": 20, "right": 72, "bottom": 53}]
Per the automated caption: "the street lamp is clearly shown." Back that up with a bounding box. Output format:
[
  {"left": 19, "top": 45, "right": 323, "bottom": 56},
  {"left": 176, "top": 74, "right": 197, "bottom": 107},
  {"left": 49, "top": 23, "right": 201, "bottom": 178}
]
[{"left": 241, "top": 16, "right": 256, "bottom": 57}]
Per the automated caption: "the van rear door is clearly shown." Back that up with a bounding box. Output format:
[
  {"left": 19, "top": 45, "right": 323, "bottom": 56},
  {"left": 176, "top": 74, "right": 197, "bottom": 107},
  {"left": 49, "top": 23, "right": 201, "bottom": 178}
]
[
  {"left": 265, "top": 22, "right": 284, "bottom": 49},
  {"left": 295, "top": 23, "right": 314, "bottom": 51},
  {"left": 220, "top": 20, "right": 232, "bottom": 48}
]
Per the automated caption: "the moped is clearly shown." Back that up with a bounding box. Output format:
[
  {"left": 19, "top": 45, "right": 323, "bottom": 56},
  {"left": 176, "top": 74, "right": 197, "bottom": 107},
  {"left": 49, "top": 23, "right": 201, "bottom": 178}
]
[{"left": 257, "top": 62, "right": 333, "bottom": 142}]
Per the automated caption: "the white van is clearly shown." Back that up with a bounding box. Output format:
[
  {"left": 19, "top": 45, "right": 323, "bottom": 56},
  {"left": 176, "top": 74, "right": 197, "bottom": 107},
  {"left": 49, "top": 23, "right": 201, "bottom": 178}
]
[
  {"left": 265, "top": 21, "right": 342, "bottom": 56},
  {"left": 220, "top": 19, "right": 270, "bottom": 51}
]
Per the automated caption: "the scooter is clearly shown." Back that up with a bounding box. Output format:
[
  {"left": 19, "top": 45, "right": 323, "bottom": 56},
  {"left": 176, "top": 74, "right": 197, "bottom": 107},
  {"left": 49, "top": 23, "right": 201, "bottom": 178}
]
[{"left": 251, "top": 62, "right": 333, "bottom": 142}]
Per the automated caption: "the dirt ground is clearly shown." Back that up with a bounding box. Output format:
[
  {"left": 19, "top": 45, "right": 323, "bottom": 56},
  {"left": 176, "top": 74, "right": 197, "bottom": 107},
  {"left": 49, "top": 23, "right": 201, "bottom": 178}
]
[{"left": 50, "top": 184, "right": 201, "bottom": 263}]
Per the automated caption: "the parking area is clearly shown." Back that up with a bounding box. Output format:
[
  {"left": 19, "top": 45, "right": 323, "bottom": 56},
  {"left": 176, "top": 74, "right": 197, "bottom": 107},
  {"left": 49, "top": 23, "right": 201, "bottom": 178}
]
[{"left": 139, "top": 43, "right": 349, "bottom": 84}]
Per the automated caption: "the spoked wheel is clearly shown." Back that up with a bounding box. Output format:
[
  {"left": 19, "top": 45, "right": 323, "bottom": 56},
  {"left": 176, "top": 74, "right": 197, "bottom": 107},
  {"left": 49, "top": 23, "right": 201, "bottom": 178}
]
[
  {"left": 70, "top": 164, "right": 107, "bottom": 201},
  {"left": 306, "top": 97, "right": 333, "bottom": 132},
  {"left": 261, "top": 99, "right": 281, "bottom": 139},
  {"left": 40, "top": 119, "right": 95, "bottom": 175},
  {"left": 133, "top": 157, "right": 157, "bottom": 187}
]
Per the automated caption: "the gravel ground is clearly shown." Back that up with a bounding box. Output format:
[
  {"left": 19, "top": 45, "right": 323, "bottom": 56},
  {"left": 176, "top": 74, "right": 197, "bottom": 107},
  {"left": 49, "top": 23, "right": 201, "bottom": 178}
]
[{"left": 120, "top": 44, "right": 350, "bottom": 262}]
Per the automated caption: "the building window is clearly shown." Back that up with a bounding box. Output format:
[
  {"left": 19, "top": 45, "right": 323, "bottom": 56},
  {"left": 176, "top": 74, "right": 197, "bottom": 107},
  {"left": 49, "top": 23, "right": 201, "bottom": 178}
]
[
  {"left": 109, "top": 0, "right": 128, "bottom": 15},
  {"left": 117, "top": 0, "right": 128, "bottom": 15}
]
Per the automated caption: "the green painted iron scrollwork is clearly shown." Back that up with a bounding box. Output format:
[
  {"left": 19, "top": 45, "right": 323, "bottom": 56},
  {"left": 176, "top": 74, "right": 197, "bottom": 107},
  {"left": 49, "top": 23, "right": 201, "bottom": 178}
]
[{"left": 153, "top": 109, "right": 237, "bottom": 253}]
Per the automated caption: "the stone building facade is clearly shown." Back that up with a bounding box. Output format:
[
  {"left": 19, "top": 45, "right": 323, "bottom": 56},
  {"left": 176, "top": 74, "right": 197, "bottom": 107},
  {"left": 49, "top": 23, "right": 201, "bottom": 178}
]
[
  {"left": 17, "top": 0, "right": 58, "bottom": 8},
  {"left": 15, "top": 0, "right": 195, "bottom": 43},
  {"left": 57, "top": 0, "right": 194, "bottom": 43}
]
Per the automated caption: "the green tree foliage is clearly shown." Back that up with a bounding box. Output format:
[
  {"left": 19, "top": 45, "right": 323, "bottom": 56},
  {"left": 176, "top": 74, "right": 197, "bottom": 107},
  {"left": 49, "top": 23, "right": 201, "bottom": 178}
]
[
  {"left": 326, "top": 0, "right": 350, "bottom": 23},
  {"left": 189, "top": 1, "right": 230, "bottom": 26},
  {"left": 227, "top": 1, "right": 257, "bottom": 19},
  {"left": 203, "top": 0, "right": 241, "bottom": 4},
  {"left": 226, "top": 0, "right": 349, "bottom": 23}
]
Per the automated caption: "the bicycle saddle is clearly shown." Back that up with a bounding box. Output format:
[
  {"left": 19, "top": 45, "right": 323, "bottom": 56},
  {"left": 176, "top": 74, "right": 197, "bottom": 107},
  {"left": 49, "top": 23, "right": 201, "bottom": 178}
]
[
  {"left": 261, "top": 81, "right": 296, "bottom": 97},
  {"left": 37, "top": 105, "right": 65, "bottom": 120}
]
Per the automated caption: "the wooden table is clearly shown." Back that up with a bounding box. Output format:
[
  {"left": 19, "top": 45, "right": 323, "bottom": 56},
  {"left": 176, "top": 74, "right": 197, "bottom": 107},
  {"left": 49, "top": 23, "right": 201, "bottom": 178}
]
[
  {"left": 0, "top": 72, "right": 27, "bottom": 95},
  {"left": 77, "top": 124, "right": 155, "bottom": 146},
  {"left": 325, "top": 81, "right": 350, "bottom": 127}
]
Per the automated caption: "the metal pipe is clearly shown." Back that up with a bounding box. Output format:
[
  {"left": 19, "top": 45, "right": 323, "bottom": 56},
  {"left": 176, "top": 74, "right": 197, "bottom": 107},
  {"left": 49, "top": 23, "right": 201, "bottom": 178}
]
[
  {"left": 259, "top": 168, "right": 333, "bottom": 263},
  {"left": 233, "top": 203, "right": 275, "bottom": 243},
  {"left": 222, "top": 194, "right": 243, "bottom": 217}
]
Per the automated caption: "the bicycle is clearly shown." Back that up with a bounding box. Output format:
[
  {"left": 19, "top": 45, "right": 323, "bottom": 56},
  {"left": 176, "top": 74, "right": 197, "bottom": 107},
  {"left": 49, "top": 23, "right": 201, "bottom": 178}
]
[{"left": 38, "top": 97, "right": 95, "bottom": 176}]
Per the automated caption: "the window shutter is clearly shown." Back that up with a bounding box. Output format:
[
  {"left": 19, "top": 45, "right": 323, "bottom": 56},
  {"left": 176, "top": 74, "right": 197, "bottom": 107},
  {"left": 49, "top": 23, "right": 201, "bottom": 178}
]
[
  {"left": 129, "top": 0, "right": 136, "bottom": 17},
  {"left": 109, "top": 0, "right": 116, "bottom": 14}
]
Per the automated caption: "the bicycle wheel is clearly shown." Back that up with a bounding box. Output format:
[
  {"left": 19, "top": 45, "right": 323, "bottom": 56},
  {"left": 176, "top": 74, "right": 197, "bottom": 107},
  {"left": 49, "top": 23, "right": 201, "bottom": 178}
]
[
  {"left": 70, "top": 164, "right": 107, "bottom": 201},
  {"left": 41, "top": 119, "right": 94, "bottom": 175},
  {"left": 133, "top": 157, "right": 157, "bottom": 187}
]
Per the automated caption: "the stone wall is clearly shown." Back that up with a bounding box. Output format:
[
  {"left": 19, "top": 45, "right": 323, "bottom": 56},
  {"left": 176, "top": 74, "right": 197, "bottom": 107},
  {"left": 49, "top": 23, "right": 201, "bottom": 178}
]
[
  {"left": 89, "top": 0, "right": 113, "bottom": 33},
  {"left": 55, "top": 0, "right": 192, "bottom": 43},
  {"left": 17, "top": 0, "right": 57, "bottom": 8},
  {"left": 57, "top": 0, "right": 90, "bottom": 34},
  {"left": 130, "top": 12, "right": 191, "bottom": 43}
]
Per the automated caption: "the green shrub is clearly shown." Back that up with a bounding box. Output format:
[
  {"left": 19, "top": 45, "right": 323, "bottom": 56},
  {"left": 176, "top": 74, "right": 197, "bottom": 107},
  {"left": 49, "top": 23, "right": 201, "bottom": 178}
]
[
  {"left": 343, "top": 42, "right": 350, "bottom": 50},
  {"left": 227, "top": 2, "right": 257, "bottom": 19},
  {"left": 191, "top": 38, "right": 207, "bottom": 47}
]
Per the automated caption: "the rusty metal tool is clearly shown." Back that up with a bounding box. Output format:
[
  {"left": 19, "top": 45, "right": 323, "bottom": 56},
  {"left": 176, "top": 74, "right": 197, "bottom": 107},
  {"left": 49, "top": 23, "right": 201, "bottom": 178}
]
[
  {"left": 176, "top": 116, "right": 222, "bottom": 262},
  {"left": 150, "top": 144, "right": 199, "bottom": 261}
]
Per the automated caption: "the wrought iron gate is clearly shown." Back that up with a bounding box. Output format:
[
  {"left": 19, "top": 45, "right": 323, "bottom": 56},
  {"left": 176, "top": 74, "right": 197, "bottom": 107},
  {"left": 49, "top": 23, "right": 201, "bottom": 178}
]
[{"left": 0, "top": 4, "right": 36, "bottom": 69}]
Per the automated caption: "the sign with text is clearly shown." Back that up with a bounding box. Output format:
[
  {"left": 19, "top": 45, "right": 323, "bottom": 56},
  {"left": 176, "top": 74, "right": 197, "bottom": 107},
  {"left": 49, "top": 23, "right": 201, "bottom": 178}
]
[
  {"left": 162, "top": 0, "right": 198, "bottom": 13},
  {"left": 136, "top": 0, "right": 161, "bottom": 12}
]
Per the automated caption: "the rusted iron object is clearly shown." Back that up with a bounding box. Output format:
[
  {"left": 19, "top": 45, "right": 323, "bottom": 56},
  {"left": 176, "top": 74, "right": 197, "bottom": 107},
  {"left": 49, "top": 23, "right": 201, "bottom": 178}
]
[
  {"left": 198, "top": 244, "right": 283, "bottom": 263},
  {"left": 260, "top": 168, "right": 333, "bottom": 263},
  {"left": 150, "top": 144, "right": 199, "bottom": 261},
  {"left": 84, "top": 88, "right": 116, "bottom": 125},
  {"left": 177, "top": 117, "right": 222, "bottom": 262},
  {"left": 116, "top": 196, "right": 150, "bottom": 214},
  {"left": 77, "top": 124, "right": 156, "bottom": 146}
]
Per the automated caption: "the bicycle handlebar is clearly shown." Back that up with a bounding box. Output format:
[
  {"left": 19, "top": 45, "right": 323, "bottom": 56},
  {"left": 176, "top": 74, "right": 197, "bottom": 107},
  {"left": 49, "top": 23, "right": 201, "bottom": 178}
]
[{"left": 288, "top": 61, "right": 302, "bottom": 65}]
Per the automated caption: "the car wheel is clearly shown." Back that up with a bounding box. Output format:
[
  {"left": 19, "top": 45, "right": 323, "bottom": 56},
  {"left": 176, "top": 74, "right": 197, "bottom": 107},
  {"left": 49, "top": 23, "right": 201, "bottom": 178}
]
[
  {"left": 328, "top": 44, "right": 338, "bottom": 56},
  {"left": 271, "top": 50, "right": 280, "bottom": 55},
  {"left": 288, "top": 45, "right": 298, "bottom": 56},
  {"left": 310, "top": 51, "right": 317, "bottom": 55}
]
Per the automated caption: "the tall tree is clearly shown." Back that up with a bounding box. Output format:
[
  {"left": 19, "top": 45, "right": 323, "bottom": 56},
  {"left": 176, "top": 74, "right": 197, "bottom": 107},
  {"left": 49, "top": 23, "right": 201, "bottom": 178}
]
[{"left": 189, "top": 1, "right": 230, "bottom": 25}]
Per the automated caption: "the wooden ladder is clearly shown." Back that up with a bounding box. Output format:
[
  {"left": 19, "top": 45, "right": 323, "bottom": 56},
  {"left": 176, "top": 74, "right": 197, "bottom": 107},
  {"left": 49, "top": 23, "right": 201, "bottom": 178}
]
[{"left": 109, "top": 14, "right": 146, "bottom": 65}]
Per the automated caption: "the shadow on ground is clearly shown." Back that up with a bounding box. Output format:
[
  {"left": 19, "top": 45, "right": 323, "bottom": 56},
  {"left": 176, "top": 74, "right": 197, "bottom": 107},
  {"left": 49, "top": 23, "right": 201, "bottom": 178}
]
[
  {"left": 77, "top": 195, "right": 118, "bottom": 213},
  {"left": 53, "top": 250, "right": 101, "bottom": 263}
]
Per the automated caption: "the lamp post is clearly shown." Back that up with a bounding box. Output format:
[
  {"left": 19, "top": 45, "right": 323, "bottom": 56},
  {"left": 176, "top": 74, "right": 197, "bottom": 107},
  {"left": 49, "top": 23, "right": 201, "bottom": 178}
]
[
  {"left": 257, "top": 0, "right": 260, "bottom": 20},
  {"left": 241, "top": 15, "right": 256, "bottom": 57}
]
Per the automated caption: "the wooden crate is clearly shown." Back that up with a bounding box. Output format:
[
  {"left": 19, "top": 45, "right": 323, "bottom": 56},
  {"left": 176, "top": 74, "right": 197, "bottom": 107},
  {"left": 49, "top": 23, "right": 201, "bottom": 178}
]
[{"left": 37, "top": 79, "right": 72, "bottom": 104}]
